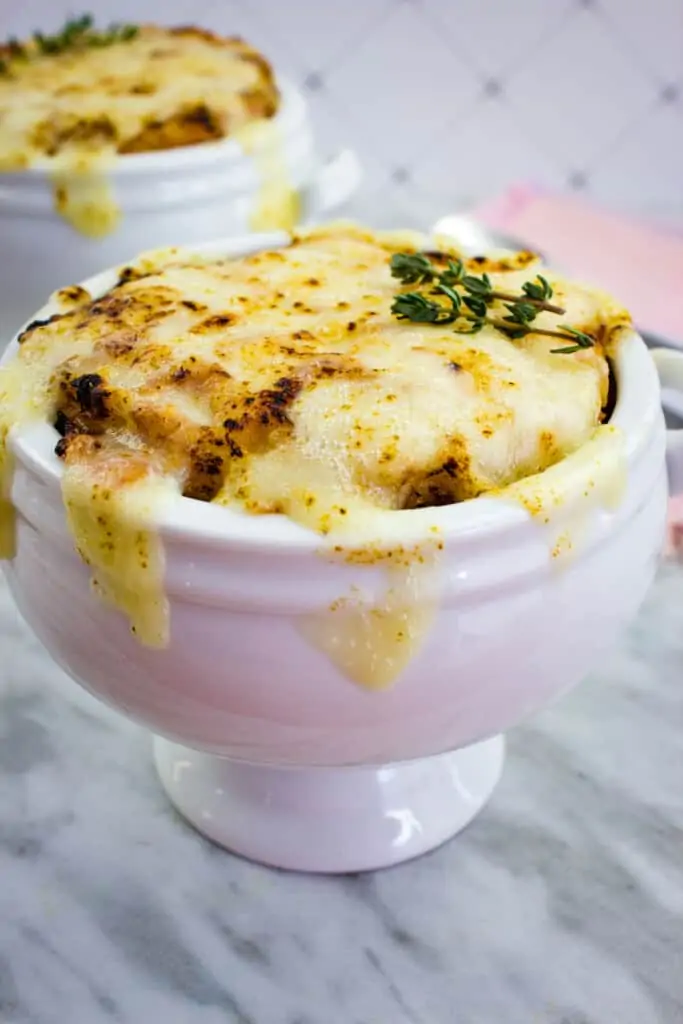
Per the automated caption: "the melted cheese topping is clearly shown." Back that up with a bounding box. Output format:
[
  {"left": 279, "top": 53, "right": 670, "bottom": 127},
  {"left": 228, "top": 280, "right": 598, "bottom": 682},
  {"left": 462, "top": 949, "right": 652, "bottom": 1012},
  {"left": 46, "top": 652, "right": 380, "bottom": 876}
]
[
  {"left": 0, "top": 24, "right": 286, "bottom": 236},
  {"left": 61, "top": 461, "right": 175, "bottom": 645},
  {"left": 238, "top": 121, "right": 301, "bottom": 234},
  {"left": 51, "top": 158, "right": 121, "bottom": 237},
  {"left": 301, "top": 544, "right": 442, "bottom": 690},
  {"left": 0, "top": 26, "right": 278, "bottom": 165},
  {"left": 0, "top": 223, "right": 632, "bottom": 679}
]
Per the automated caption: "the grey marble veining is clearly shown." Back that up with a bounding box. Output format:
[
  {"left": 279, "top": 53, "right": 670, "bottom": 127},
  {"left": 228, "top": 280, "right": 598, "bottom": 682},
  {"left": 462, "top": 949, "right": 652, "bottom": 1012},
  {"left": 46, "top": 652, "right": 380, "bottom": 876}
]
[{"left": 1, "top": 564, "right": 682, "bottom": 1024}]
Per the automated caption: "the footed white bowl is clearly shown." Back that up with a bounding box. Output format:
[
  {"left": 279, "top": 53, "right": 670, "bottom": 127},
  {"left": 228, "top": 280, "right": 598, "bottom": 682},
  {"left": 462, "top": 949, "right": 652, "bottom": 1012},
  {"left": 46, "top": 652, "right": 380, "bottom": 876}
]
[{"left": 3, "top": 237, "right": 683, "bottom": 872}]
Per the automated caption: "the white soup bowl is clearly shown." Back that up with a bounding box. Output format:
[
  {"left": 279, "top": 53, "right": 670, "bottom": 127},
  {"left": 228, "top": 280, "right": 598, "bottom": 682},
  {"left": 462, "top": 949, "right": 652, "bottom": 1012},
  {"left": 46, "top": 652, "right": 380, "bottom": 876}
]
[
  {"left": 3, "top": 234, "right": 683, "bottom": 872},
  {"left": 0, "top": 80, "right": 361, "bottom": 342}
]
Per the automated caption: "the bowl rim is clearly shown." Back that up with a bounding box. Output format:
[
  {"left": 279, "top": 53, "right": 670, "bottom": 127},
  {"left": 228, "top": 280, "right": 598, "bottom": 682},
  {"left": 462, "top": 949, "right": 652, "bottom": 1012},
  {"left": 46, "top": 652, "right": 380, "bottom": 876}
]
[
  {"left": 4, "top": 232, "right": 659, "bottom": 552},
  {"left": 0, "top": 77, "right": 305, "bottom": 180}
]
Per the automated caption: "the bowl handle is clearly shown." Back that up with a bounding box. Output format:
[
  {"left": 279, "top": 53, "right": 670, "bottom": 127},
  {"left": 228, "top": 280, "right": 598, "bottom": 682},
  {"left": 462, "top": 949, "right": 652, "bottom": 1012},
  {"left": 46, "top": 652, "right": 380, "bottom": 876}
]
[
  {"left": 305, "top": 149, "right": 362, "bottom": 215},
  {"left": 650, "top": 347, "right": 683, "bottom": 495}
]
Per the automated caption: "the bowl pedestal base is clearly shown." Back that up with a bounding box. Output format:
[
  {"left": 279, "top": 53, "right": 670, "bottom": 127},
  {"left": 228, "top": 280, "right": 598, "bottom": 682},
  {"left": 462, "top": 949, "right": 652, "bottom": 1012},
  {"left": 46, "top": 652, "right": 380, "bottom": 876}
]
[{"left": 153, "top": 734, "right": 505, "bottom": 873}]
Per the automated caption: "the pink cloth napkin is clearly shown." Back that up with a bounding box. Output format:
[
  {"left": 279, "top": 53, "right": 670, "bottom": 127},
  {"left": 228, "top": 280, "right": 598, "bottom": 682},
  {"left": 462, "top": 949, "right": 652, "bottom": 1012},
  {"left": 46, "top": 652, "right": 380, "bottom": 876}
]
[
  {"left": 666, "top": 496, "right": 683, "bottom": 559},
  {"left": 470, "top": 185, "right": 683, "bottom": 557},
  {"left": 472, "top": 184, "right": 683, "bottom": 342}
]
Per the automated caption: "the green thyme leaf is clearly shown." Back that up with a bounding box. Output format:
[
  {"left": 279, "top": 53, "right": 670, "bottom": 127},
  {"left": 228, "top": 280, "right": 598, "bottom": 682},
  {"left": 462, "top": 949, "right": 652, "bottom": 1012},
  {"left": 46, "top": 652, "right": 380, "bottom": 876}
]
[
  {"left": 62, "top": 13, "right": 93, "bottom": 44},
  {"left": 504, "top": 327, "right": 531, "bottom": 340},
  {"left": 440, "top": 259, "right": 464, "bottom": 287},
  {"left": 392, "top": 293, "right": 454, "bottom": 324},
  {"left": 503, "top": 301, "right": 538, "bottom": 325},
  {"left": 463, "top": 295, "right": 488, "bottom": 318},
  {"left": 390, "top": 252, "right": 435, "bottom": 285},
  {"left": 34, "top": 31, "right": 59, "bottom": 54},
  {"left": 461, "top": 274, "right": 492, "bottom": 297},
  {"left": 522, "top": 274, "right": 553, "bottom": 302},
  {"left": 557, "top": 326, "right": 594, "bottom": 347},
  {"left": 116, "top": 24, "right": 139, "bottom": 41},
  {"left": 550, "top": 325, "right": 596, "bottom": 354}
]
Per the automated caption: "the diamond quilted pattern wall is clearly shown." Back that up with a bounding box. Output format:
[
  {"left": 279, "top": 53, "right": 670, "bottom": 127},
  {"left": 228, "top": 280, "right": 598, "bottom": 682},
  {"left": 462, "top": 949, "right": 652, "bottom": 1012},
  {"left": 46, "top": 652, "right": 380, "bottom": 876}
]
[{"left": 2, "top": 0, "right": 681, "bottom": 228}]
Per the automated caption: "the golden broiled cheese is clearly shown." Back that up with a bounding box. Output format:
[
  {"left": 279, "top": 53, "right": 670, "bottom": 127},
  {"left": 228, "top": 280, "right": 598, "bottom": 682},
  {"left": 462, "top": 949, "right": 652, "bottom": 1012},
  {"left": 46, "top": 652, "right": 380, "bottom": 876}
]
[
  {"left": 0, "top": 223, "right": 632, "bottom": 673},
  {"left": 0, "top": 24, "right": 296, "bottom": 236},
  {"left": 0, "top": 25, "right": 278, "bottom": 165}
]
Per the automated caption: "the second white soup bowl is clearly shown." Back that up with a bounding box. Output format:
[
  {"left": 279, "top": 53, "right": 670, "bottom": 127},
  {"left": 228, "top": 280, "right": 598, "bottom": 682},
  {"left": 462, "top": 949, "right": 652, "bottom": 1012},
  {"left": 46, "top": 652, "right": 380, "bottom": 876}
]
[{"left": 0, "top": 80, "right": 361, "bottom": 342}]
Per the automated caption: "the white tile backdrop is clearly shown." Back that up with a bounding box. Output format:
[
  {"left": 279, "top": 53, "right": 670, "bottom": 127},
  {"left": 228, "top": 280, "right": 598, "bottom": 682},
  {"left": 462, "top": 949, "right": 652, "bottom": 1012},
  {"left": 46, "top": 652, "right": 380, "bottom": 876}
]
[{"left": 1, "top": 0, "right": 682, "bottom": 228}]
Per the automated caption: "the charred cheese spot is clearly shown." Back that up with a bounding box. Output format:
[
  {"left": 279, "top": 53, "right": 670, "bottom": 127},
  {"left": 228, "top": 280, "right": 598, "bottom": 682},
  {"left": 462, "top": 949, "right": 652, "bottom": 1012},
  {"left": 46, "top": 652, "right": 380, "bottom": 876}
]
[
  {"left": 55, "top": 284, "right": 91, "bottom": 309},
  {"left": 17, "top": 313, "right": 67, "bottom": 344}
]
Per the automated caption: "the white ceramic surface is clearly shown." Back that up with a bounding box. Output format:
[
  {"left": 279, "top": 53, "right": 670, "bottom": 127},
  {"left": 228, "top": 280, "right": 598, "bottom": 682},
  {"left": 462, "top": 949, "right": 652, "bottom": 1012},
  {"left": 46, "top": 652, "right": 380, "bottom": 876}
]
[
  {"left": 4, "top": 235, "right": 683, "bottom": 872},
  {"left": 0, "top": 79, "right": 361, "bottom": 342}
]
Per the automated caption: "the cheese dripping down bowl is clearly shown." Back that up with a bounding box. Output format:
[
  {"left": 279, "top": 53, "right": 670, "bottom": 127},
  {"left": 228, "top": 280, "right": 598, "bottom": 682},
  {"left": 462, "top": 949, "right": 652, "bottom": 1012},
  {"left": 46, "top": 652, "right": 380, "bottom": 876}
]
[
  {"left": 0, "top": 22, "right": 361, "bottom": 343},
  {"left": 2, "top": 222, "right": 681, "bottom": 874}
]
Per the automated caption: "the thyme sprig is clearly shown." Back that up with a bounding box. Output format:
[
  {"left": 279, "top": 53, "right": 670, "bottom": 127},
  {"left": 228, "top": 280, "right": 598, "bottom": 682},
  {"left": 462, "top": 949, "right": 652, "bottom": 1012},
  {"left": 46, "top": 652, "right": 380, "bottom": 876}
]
[
  {"left": 0, "top": 14, "right": 138, "bottom": 75},
  {"left": 389, "top": 251, "right": 595, "bottom": 355}
]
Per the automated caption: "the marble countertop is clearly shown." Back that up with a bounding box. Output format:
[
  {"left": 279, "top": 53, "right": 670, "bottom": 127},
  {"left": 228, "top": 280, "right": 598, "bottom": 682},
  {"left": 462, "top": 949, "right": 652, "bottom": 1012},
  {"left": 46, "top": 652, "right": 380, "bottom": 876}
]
[{"left": 1, "top": 565, "right": 682, "bottom": 1024}]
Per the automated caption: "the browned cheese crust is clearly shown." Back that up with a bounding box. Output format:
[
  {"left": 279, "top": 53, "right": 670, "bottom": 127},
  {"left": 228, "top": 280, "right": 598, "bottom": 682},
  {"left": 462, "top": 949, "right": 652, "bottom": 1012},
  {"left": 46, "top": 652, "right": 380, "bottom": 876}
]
[
  {"left": 12, "top": 224, "right": 632, "bottom": 535},
  {"left": 0, "top": 24, "right": 278, "bottom": 166}
]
